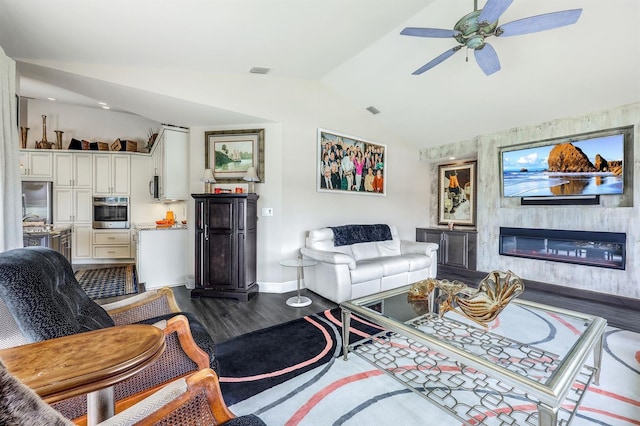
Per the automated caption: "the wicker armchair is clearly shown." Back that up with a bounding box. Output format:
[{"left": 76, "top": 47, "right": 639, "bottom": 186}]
[
  {"left": 105, "top": 369, "right": 265, "bottom": 426},
  {"left": 0, "top": 359, "right": 265, "bottom": 426},
  {"left": 0, "top": 247, "right": 217, "bottom": 424}
]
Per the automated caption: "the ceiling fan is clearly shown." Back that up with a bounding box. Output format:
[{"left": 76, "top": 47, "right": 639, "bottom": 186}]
[{"left": 400, "top": 0, "right": 582, "bottom": 76}]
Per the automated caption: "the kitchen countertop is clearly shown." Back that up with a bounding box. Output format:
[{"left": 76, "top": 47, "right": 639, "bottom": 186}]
[
  {"left": 22, "top": 224, "right": 73, "bottom": 235},
  {"left": 135, "top": 223, "right": 188, "bottom": 231}
]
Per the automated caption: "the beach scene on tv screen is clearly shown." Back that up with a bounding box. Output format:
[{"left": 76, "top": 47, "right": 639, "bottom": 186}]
[{"left": 502, "top": 134, "right": 624, "bottom": 197}]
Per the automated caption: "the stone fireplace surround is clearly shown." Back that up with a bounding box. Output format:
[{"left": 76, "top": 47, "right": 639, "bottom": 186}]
[{"left": 421, "top": 103, "right": 640, "bottom": 302}]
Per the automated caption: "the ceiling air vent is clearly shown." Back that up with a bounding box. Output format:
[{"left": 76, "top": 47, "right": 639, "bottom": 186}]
[
  {"left": 366, "top": 106, "right": 380, "bottom": 115},
  {"left": 250, "top": 67, "right": 270, "bottom": 74}
]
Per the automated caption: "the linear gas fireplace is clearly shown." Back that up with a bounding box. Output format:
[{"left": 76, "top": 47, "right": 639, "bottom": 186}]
[{"left": 499, "top": 227, "right": 626, "bottom": 270}]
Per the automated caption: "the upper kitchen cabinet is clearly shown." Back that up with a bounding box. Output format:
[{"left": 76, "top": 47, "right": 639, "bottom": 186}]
[
  {"left": 53, "top": 188, "right": 92, "bottom": 223},
  {"left": 20, "top": 151, "right": 53, "bottom": 180},
  {"left": 54, "top": 152, "right": 92, "bottom": 188},
  {"left": 93, "top": 154, "right": 130, "bottom": 195},
  {"left": 151, "top": 125, "right": 189, "bottom": 201}
]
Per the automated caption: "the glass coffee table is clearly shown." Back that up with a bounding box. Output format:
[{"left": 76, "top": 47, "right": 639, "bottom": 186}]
[{"left": 340, "top": 284, "right": 607, "bottom": 426}]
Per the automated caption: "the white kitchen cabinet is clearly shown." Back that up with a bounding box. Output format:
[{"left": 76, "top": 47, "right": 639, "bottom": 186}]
[
  {"left": 54, "top": 188, "right": 92, "bottom": 262},
  {"left": 20, "top": 151, "right": 53, "bottom": 180},
  {"left": 93, "top": 229, "right": 131, "bottom": 259},
  {"left": 54, "top": 188, "right": 92, "bottom": 223},
  {"left": 54, "top": 152, "right": 92, "bottom": 188},
  {"left": 93, "top": 154, "right": 130, "bottom": 195},
  {"left": 53, "top": 152, "right": 93, "bottom": 262},
  {"left": 73, "top": 223, "right": 93, "bottom": 259},
  {"left": 151, "top": 126, "right": 189, "bottom": 201},
  {"left": 137, "top": 228, "right": 188, "bottom": 288}
]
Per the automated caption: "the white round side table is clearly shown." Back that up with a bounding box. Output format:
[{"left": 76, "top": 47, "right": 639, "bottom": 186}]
[{"left": 280, "top": 258, "right": 318, "bottom": 307}]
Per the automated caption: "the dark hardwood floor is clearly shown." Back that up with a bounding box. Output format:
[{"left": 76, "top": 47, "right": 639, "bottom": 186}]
[
  {"left": 171, "top": 287, "right": 337, "bottom": 342},
  {"left": 86, "top": 263, "right": 640, "bottom": 343}
]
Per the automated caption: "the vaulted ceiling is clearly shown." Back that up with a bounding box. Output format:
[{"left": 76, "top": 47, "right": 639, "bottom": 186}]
[{"left": 1, "top": 0, "right": 638, "bottom": 148}]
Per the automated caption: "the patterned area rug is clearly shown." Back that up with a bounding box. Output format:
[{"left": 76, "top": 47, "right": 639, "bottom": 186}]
[
  {"left": 225, "top": 308, "right": 640, "bottom": 425},
  {"left": 74, "top": 265, "right": 138, "bottom": 300},
  {"left": 216, "top": 308, "right": 379, "bottom": 405}
]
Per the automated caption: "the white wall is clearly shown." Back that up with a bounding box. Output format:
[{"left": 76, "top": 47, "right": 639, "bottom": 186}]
[{"left": 422, "top": 103, "right": 640, "bottom": 301}]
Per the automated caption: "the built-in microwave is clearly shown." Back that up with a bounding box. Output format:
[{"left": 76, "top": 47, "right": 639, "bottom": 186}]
[{"left": 93, "top": 196, "right": 130, "bottom": 229}]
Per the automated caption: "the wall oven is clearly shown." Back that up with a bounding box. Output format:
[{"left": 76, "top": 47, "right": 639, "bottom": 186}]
[{"left": 93, "top": 196, "right": 130, "bottom": 229}]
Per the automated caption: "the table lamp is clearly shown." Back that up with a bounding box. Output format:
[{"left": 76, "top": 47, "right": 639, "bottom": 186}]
[
  {"left": 200, "top": 168, "right": 216, "bottom": 193},
  {"left": 243, "top": 166, "right": 260, "bottom": 193}
]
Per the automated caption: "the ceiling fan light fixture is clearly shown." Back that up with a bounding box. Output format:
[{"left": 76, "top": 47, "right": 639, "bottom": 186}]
[
  {"left": 400, "top": 0, "right": 582, "bottom": 76},
  {"left": 466, "top": 35, "right": 485, "bottom": 50},
  {"left": 454, "top": 10, "right": 498, "bottom": 48}
]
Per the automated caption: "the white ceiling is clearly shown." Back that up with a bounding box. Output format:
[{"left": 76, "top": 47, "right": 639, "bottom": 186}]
[{"left": 1, "top": 0, "right": 638, "bottom": 148}]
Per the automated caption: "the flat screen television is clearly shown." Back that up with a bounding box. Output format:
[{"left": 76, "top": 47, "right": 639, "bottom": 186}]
[{"left": 501, "top": 129, "right": 628, "bottom": 200}]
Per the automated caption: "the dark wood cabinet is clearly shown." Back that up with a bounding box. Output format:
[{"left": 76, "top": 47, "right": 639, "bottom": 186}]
[
  {"left": 192, "top": 194, "right": 259, "bottom": 301},
  {"left": 416, "top": 228, "right": 477, "bottom": 270}
]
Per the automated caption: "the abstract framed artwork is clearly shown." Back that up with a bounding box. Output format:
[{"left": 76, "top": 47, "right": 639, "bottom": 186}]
[
  {"left": 438, "top": 161, "right": 476, "bottom": 226},
  {"left": 317, "top": 128, "right": 386, "bottom": 195},
  {"left": 204, "top": 129, "right": 265, "bottom": 183}
]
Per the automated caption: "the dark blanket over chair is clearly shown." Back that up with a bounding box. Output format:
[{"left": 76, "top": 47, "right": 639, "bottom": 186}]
[
  {"left": 329, "top": 224, "right": 392, "bottom": 246},
  {"left": 0, "top": 247, "right": 115, "bottom": 341},
  {"left": 0, "top": 247, "right": 216, "bottom": 366}
]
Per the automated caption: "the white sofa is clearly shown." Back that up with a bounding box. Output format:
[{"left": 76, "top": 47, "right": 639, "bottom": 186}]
[{"left": 300, "top": 225, "right": 438, "bottom": 303}]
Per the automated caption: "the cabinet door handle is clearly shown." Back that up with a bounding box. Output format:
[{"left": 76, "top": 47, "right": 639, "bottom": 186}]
[{"left": 204, "top": 224, "right": 209, "bottom": 241}]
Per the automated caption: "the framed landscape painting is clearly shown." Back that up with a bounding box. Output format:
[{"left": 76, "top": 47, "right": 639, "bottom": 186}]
[
  {"left": 317, "top": 128, "right": 386, "bottom": 196},
  {"left": 205, "top": 129, "right": 265, "bottom": 183},
  {"left": 438, "top": 161, "right": 476, "bottom": 226}
]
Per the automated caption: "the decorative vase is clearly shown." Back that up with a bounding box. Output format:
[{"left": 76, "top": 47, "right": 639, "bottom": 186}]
[
  {"left": 20, "top": 127, "right": 29, "bottom": 149},
  {"left": 36, "top": 115, "right": 54, "bottom": 149},
  {"left": 54, "top": 130, "right": 64, "bottom": 150}
]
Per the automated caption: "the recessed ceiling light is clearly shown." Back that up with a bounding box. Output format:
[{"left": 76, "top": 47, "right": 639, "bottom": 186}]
[
  {"left": 250, "top": 67, "right": 270, "bottom": 74},
  {"left": 47, "top": 97, "right": 56, "bottom": 101},
  {"left": 101, "top": 106, "right": 111, "bottom": 110},
  {"left": 98, "top": 102, "right": 107, "bottom": 106},
  {"left": 449, "top": 156, "right": 456, "bottom": 160}
]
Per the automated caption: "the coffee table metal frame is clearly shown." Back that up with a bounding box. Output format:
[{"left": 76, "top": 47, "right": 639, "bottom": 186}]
[{"left": 340, "top": 284, "right": 607, "bottom": 426}]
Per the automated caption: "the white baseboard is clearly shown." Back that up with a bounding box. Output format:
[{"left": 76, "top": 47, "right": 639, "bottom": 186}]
[{"left": 258, "top": 279, "right": 300, "bottom": 294}]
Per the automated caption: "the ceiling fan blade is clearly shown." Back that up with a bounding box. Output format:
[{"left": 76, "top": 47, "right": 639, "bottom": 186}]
[
  {"left": 474, "top": 43, "right": 501, "bottom": 75},
  {"left": 412, "top": 46, "right": 462, "bottom": 75},
  {"left": 400, "top": 27, "right": 459, "bottom": 38},
  {"left": 478, "top": 0, "right": 514, "bottom": 24},
  {"left": 497, "top": 9, "right": 582, "bottom": 37}
]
